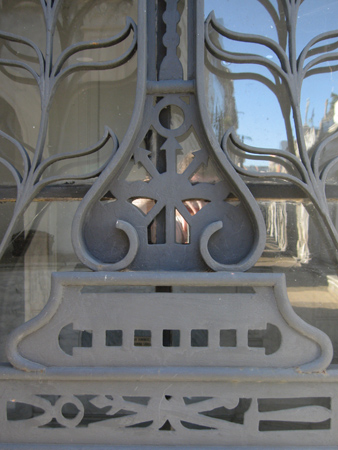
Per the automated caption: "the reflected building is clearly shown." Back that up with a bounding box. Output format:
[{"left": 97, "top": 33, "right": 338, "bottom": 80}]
[
  {"left": 308, "top": 94, "right": 338, "bottom": 181},
  {"left": 0, "top": 0, "right": 138, "bottom": 359},
  {"left": 204, "top": 18, "right": 238, "bottom": 143}
]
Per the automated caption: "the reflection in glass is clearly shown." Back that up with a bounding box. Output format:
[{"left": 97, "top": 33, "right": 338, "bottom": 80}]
[
  {"left": 175, "top": 208, "right": 190, "bottom": 244},
  {"left": 0, "top": 0, "right": 138, "bottom": 185},
  {"left": 0, "top": 0, "right": 138, "bottom": 266},
  {"left": 47, "top": 0, "right": 138, "bottom": 178},
  {"left": 0, "top": 200, "right": 337, "bottom": 363},
  {"left": 205, "top": 0, "right": 338, "bottom": 176},
  {"left": 130, "top": 198, "right": 156, "bottom": 216},
  {"left": 203, "top": 1, "right": 338, "bottom": 367},
  {"left": 205, "top": 0, "right": 338, "bottom": 264},
  {"left": 0, "top": 0, "right": 338, "bottom": 374}
]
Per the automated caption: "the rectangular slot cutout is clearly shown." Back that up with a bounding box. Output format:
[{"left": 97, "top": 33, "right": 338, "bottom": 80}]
[
  {"left": 148, "top": 207, "right": 166, "bottom": 244},
  {"left": 106, "top": 330, "right": 123, "bottom": 347},
  {"left": 134, "top": 330, "right": 151, "bottom": 347},
  {"left": 80, "top": 330, "right": 92, "bottom": 348},
  {"left": 163, "top": 329, "right": 180, "bottom": 347},
  {"left": 191, "top": 329, "right": 208, "bottom": 347},
  {"left": 220, "top": 329, "right": 237, "bottom": 347}
]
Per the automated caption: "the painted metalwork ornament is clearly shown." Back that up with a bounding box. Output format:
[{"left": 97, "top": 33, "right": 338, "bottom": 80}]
[{"left": 72, "top": 0, "right": 266, "bottom": 272}]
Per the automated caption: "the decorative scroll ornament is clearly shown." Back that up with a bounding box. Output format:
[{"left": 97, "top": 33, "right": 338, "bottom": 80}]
[
  {"left": 72, "top": 0, "right": 266, "bottom": 272},
  {"left": 205, "top": 2, "right": 338, "bottom": 254},
  {"left": 0, "top": 0, "right": 136, "bottom": 262}
]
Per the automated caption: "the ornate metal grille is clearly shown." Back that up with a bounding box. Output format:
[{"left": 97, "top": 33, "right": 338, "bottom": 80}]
[{"left": 1, "top": 1, "right": 338, "bottom": 448}]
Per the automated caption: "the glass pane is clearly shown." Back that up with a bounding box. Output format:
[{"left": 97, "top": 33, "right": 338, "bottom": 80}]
[
  {"left": 0, "top": 0, "right": 137, "bottom": 186},
  {"left": 0, "top": 0, "right": 338, "bottom": 375},
  {"left": 0, "top": 200, "right": 79, "bottom": 362},
  {"left": 204, "top": 0, "right": 338, "bottom": 179},
  {"left": 0, "top": 198, "right": 161, "bottom": 363},
  {"left": 203, "top": 1, "right": 338, "bottom": 366},
  {"left": 258, "top": 200, "right": 338, "bottom": 365},
  {"left": 0, "top": 199, "right": 338, "bottom": 365}
]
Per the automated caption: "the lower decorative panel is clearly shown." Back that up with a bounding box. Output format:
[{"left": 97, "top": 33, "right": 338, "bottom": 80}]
[
  {"left": 1, "top": 271, "right": 337, "bottom": 447},
  {"left": 1, "top": 368, "right": 338, "bottom": 447}
]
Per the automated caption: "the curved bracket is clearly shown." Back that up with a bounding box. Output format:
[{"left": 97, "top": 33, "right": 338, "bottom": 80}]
[
  {"left": 78, "top": 220, "right": 139, "bottom": 271},
  {"left": 273, "top": 279, "right": 333, "bottom": 373},
  {"left": 200, "top": 221, "right": 261, "bottom": 272}
]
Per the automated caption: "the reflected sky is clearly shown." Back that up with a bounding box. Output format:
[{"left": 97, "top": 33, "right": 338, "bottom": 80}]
[{"left": 205, "top": 0, "right": 338, "bottom": 152}]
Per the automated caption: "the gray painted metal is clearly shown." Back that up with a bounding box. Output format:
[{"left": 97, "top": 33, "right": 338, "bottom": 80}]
[
  {"left": 1, "top": 373, "right": 338, "bottom": 446},
  {"left": 0, "top": 0, "right": 135, "bottom": 262},
  {"left": 205, "top": 1, "right": 338, "bottom": 254},
  {"left": 5, "top": 272, "right": 333, "bottom": 372},
  {"left": 3, "top": 182, "right": 338, "bottom": 202},
  {"left": 72, "top": 0, "right": 266, "bottom": 272},
  {"left": 1, "top": 0, "right": 337, "bottom": 448},
  {"left": 2, "top": 269, "right": 335, "bottom": 447}
]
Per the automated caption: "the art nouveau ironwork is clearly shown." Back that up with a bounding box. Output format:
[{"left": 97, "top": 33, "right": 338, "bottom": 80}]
[
  {"left": 206, "top": 0, "right": 338, "bottom": 252},
  {"left": 0, "top": 0, "right": 136, "bottom": 261},
  {"left": 1, "top": 0, "right": 338, "bottom": 448}
]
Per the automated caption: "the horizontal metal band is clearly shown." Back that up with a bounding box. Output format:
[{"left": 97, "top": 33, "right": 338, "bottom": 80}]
[
  {"left": 2, "top": 183, "right": 338, "bottom": 201},
  {"left": 146, "top": 80, "right": 195, "bottom": 94}
]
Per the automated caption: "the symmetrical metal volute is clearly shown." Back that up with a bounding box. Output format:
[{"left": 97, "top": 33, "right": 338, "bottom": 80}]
[{"left": 72, "top": 0, "right": 266, "bottom": 272}]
